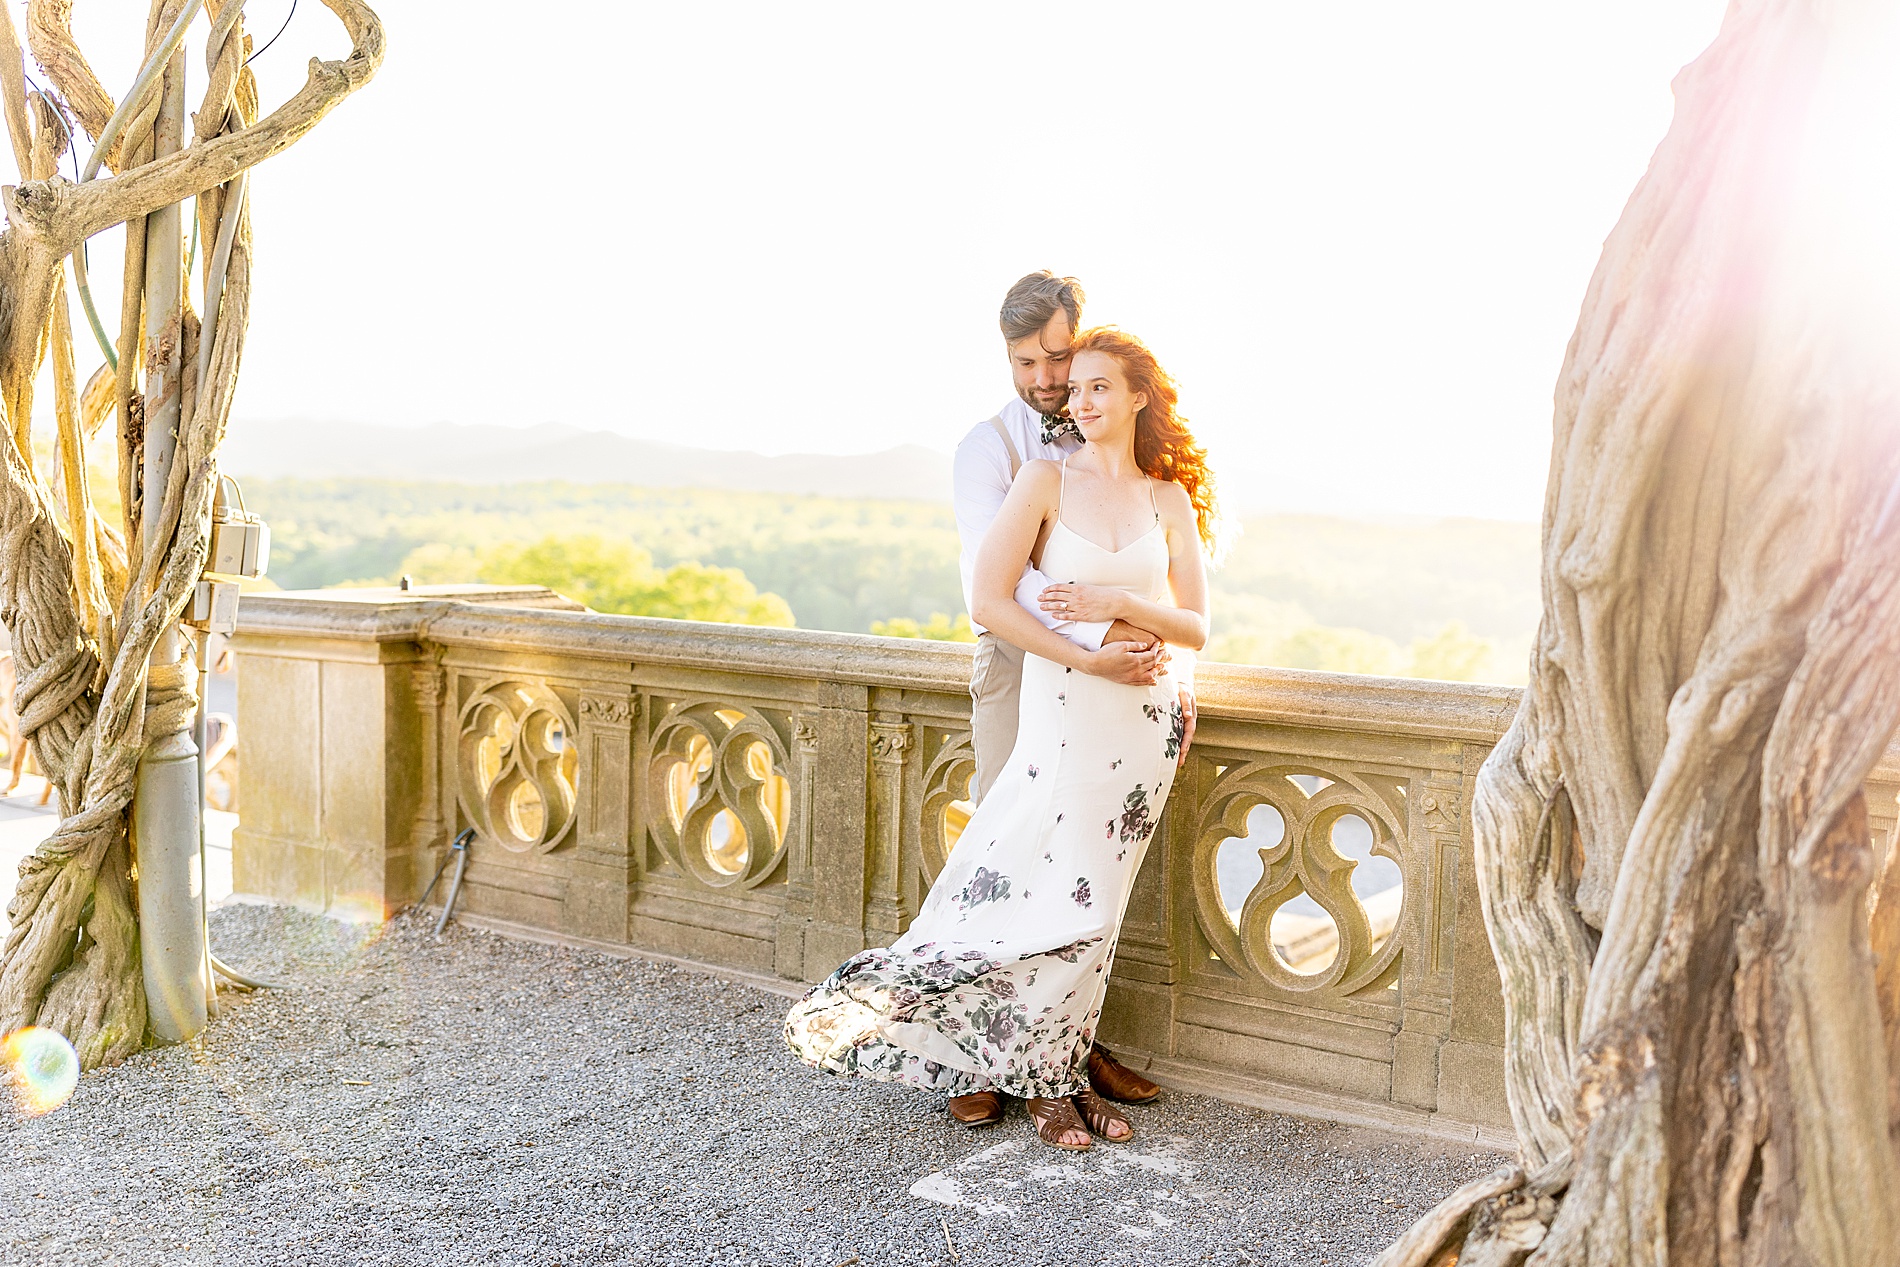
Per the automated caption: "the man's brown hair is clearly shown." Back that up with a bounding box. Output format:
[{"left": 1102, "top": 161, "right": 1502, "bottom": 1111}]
[{"left": 999, "top": 271, "right": 1085, "bottom": 345}]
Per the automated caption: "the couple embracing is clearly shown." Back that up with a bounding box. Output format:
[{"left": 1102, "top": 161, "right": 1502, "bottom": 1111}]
[{"left": 786, "top": 272, "right": 1221, "bottom": 1152}]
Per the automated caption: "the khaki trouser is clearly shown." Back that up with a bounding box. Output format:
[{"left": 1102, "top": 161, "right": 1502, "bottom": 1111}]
[{"left": 969, "top": 633, "right": 1026, "bottom": 804}]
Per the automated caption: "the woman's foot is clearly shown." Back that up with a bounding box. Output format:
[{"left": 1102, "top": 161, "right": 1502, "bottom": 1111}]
[
  {"left": 1073, "top": 1086, "right": 1134, "bottom": 1142},
  {"left": 947, "top": 1089, "right": 1005, "bottom": 1127},
  {"left": 1026, "top": 1096, "right": 1092, "bottom": 1151}
]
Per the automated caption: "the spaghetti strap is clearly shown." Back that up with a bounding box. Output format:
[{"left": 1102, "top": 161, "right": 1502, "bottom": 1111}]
[
  {"left": 1058, "top": 455, "right": 1069, "bottom": 520},
  {"left": 1145, "top": 476, "right": 1160, "bottom": 522}
]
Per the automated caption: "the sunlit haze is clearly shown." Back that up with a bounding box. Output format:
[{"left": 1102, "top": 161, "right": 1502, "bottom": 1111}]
[{"left": 15, "top": 0, "right": 1729, "bottom": 519}]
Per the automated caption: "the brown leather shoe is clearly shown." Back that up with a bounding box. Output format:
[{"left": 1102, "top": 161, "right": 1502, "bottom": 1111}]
[
  {"left": 1087, "top": 1046, "right": 1161, "bottom": 1103},
  {"left": 947, "top": 1089, "right": 1005, "bottom": 1127}
]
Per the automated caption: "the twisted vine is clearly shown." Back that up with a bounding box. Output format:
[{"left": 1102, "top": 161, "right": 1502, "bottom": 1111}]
[
  {"left": 0, "top": 0, "right": 383, "bottom": 1066},
  {"left": 1376, "top": 2, "right": 1900, "bottom": 1263}
]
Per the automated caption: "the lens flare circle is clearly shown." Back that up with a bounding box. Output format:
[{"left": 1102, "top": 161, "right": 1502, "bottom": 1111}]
[{"left": 2, "top": 1026, "right": 80, "bottom": 1116}]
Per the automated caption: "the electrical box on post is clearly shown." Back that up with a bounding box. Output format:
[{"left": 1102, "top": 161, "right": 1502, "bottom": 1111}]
[
  {"left": 187, "top": 476, "right": 269, "bottom": 635},
  {"left": 205, "top": 476, "right": 269, "bottom": 580},
  {"left": 188, "top": 579, "right": 241, "bottom": 634}
]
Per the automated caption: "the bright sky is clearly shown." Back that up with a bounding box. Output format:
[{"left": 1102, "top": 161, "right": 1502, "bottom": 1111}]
[{"left": 17, "top": 0, "right": 1729, "bottom": 520}]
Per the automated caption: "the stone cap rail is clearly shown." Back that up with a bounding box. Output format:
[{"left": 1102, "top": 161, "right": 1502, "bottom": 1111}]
[
  {"left": 238, "top": 590, "right": 1520, "bottom": 743},
  {"left": 235, "top": 588, "right": 1900, "bottom": 774}
]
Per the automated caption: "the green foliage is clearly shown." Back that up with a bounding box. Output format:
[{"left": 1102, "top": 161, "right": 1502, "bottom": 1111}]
[
  {"left": 1272, "top": 625, "right": 1404, "bottom": 676},
  {"left": 440, "top": 534, "right": 794, "bottom": 626},
  {"left": 249, "top": 480, "right": 959, "bottom": 632},
  {"left": 476, "top": 536, "right": 643, "bottom": 610},
  {"left": 871, "top": 612, "right": 977, "bottom": 642},
  {"left": 1214, "top": 515, "right": 1539, "bottom": 644},
  {"left": 1202, "top": 518, "right": 1536, "bottom": 683},
  {"left": 1406, "top": 621, "right": 1500, "bottom": 683},
  {"left": 1209, "top": 617, "right": 1516, "bottom": 683},
  {"left": 245, "top": 478, "right": 1538, "bottom": 682},
  {"left": 626, "top": 560, "right": 795, "bottom": 626}
]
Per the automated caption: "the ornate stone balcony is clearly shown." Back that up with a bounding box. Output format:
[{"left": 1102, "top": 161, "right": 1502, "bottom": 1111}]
[{"left": 228, "top": 586, "right": 1900, "bottom": 1149}]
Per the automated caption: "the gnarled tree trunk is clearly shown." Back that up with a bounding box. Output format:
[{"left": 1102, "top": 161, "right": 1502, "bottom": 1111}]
[
  {"left": 1380, "top": 2, "right": 1900, "bottom": 1263},
  {"left": 0, "top": 0, "right": 383, "bottom": 1066}
]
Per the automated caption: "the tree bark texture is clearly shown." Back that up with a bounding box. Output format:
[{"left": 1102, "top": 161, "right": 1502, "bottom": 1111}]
[
  {"left": 1383, "top": 2, "right": 1900, "bottom": 1263},
  {"left": 0, "top": 0, "right": 383, "bottom": 1066}
]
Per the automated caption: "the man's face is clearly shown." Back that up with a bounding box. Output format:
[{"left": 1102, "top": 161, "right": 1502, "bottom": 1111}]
[{"left": 1007, "top": 310, "right": 1075, "bottom": 417}]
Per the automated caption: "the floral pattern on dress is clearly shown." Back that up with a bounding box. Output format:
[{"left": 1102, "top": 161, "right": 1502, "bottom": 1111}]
[
  {"left": 784, "top": 935, "right": 1108, "bottom": 1098},
  {"left": 1118, "top": 785, "right": 1157, "bottom": 847},
  {"left": 955, "top": 866, "right": 1011, "bottom": 912},
  {"left": 1144, "top": 699, "right": 1186, "bottom": 758},
  {"left": 784, "top": 507, "right": 1181, "bottom": 1103}
]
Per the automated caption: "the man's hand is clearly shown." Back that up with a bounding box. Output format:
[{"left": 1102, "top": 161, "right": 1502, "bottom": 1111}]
[
  {"left": 1039, "top": 582, "right": 1126, "bottom": 624},
  {"left": 1176, "top": 682, "right": 1198, "bottom": 767},
  {"left": 1088, "top": 640, "right": 1164, "bottom": 685},
  {"left": 1104, "top": 619, "right": 1169, "bottom": 671}
]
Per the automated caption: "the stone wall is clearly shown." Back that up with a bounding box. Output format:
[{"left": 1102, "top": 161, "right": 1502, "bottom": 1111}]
[{"left": 229, "top": 587, "right": 1900, "bottom": 1147}]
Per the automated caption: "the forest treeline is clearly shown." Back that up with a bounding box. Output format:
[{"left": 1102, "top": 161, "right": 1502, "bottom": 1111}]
[{"left": 243, "top": 479, "right": 1538, "bottom": 683}]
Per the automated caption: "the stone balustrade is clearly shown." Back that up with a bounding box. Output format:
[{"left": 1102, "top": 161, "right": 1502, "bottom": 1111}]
[{"left": 229, "top": 586, "right": 1900, "bottom": 1148}]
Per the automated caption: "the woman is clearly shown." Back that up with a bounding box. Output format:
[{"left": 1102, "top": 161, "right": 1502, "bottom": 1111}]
[{"left": 784, "top": 328, "right": 1219, "bottom": 1151}]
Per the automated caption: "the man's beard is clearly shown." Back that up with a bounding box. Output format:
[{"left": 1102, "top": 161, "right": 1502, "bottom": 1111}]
[{"left": 1017, "top": 382, "right": 1067, "bottom": 415}]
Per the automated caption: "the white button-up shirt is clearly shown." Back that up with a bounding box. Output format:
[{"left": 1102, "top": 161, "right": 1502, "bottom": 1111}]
[{"left": 953, "top": 397, "right": 1110, "bottom": 650}]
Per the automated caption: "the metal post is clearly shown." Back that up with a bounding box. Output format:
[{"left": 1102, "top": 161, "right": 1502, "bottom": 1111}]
[
  {"left": 193, "top": 627, "right": 216, "bottom": 1021},
  {"left": 134, "top": 49, "right": 207, "bottom": 1044}
]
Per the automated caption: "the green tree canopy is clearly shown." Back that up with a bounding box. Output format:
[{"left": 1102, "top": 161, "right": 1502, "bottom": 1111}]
[
  {"left": 480, "top": 535, "right": 794, "bottom": 626},
  {"left": 870, "top": 612, "right": 976, "bottom": 642}
]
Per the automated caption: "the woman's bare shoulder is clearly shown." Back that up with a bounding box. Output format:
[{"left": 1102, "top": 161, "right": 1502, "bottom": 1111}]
[
  {"left": 1154, "top": 478, "right": 1196, "bottom": 516},
  {"left": 1013, "top": 459, "right": 1065, "bottom": 497}
]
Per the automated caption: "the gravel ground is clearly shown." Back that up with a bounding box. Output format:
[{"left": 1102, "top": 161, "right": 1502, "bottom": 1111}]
[{"left": 1, "top": 905, "right": 1505, "bottom": 1266}]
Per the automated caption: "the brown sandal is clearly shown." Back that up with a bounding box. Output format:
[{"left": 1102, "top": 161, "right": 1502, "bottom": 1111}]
[
  {"left": 1026, "top": 1096, "right": 1093, "bottom": 1151},
  {"left": 1073, "top": 1086, "right": 1134, "bottom": 1142},
  {"left": 947, "top": 1089, "right": 1005, "bottom": 1128}
]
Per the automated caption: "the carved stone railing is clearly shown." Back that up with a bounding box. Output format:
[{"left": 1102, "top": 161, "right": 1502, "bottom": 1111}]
[{"left": 229, "top": 586, "right": 1900, "bottom": 1145}]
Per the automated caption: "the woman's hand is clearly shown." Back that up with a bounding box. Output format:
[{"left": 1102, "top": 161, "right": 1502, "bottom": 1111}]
[
  {"left": 1176, "top": 683, "right": 1197, "bottom": 767},
  {"left": 1038, "top": 582, "right": 1126, "bottom": 624}
]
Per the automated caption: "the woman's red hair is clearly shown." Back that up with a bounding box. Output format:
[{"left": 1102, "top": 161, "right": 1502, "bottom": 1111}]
[{"left": 1071, "top": 326, "right": 1225, "bottom": 558}]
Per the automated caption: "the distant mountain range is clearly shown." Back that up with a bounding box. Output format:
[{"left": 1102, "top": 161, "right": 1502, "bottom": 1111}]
[{"left": 221, "top": 420, "right": 957, "bottom": 503}]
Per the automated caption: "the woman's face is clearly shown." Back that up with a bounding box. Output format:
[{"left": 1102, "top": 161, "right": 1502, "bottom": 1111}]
[{"left": 1067, "top": 350, "right": 1147, "bottom": 444}]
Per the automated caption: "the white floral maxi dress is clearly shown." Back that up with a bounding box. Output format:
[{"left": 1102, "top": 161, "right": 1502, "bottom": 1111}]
[{"left": 784, "top": 487, "right": 1185, "bottom": 1100}]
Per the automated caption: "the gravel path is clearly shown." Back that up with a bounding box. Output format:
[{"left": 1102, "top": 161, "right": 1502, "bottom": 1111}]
[{"left": 2, "top": 905, "right": 1505, "bottom": 1266}]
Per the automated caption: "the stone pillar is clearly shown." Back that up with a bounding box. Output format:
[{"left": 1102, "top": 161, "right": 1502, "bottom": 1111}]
[
  {"left": 865, "top": 718, "right": 913, "bottom": 948},
  {"left": 230, "top": 633, "right": 430, "bottom": 921},
  {"left": 775, "top": 713, "right": 822, "bottom": 980},
  {"left": 570, "top": 692, "right": 638, "bottom": 941},
  {"left": 1391, "top": 765, "right": 1462, "bottom": 1111},
  {"left": 801, "top": 685, "right": 871, "bottom": 979},
  {"left": 1865, "top": 777, "right": 1899, "bottom": 875},
  {"left": 1432, "top": 744, "right": 1513, "bottom": 1131},
  {"left": 406, "top": 658, "right": 448, "bottom": 894}
]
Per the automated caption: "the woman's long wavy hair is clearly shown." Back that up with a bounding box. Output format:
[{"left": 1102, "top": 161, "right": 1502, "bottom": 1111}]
[{"left": 1071, "top": 326, "right": 1227, "bottom": 560}]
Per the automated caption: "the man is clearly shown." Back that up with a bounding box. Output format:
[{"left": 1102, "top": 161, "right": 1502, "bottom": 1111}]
[{"left": 945, "top": 271, "right": 1194, "bottom": 1128}]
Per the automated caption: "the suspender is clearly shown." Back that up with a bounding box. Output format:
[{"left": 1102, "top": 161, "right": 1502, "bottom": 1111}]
[{"left": 986, "top": 414, "right": 1022, "bottom": 480}]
